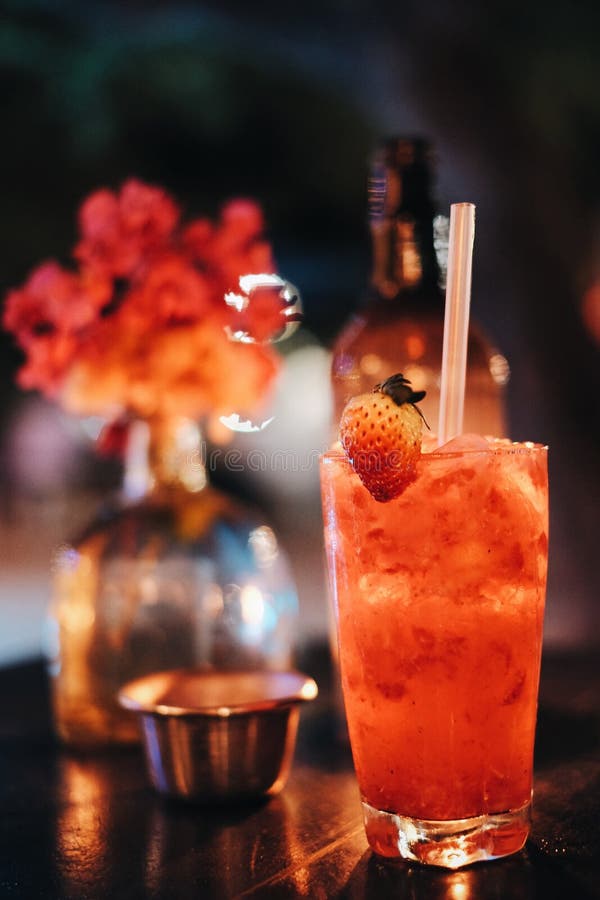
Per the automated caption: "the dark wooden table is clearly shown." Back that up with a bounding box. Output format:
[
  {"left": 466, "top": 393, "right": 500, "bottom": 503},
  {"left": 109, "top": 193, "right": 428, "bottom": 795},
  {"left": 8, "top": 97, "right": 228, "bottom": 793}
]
[{"left": 0, "top": 647, "right": 598, "bottom": 899}]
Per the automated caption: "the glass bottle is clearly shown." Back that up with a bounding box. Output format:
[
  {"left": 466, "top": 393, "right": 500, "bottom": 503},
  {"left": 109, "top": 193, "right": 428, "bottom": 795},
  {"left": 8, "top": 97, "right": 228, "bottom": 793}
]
[
  {"left": 331, "top": 137, "right": 509, "bottom": 438},
  {"left": 47, "top": 416, "right": 298, "bottom": 748}
]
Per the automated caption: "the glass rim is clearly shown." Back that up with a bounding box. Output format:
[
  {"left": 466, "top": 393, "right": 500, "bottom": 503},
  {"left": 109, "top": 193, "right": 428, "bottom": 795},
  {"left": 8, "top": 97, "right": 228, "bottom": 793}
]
[{"left": 321, "top": 438, "right": 548, "bottom": 465}]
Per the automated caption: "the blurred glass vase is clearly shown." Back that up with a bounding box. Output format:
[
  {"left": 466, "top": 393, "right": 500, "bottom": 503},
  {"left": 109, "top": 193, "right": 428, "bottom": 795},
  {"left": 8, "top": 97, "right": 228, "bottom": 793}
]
[{"left": 47, "top": 417, "right": 299, "bottom": 748}]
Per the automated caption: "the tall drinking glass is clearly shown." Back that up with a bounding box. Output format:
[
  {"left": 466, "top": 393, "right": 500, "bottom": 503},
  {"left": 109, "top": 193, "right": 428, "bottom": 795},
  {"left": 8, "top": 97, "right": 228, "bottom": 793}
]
[{"left": 320, "top": 438, "right": 548, "bottom": 868}]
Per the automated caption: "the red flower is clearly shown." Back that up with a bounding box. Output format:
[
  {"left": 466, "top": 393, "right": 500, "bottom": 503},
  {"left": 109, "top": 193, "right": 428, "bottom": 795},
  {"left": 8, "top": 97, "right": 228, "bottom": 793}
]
[
  {"left": 75, "top": 179, "right": 180, "bottom": 278},
  {"left": 182, "top": 201, "right": 275, "bottom": 292},
  {"left": 234, "top": 285, "right": 290, "bottom": 343},
  {"left": 17, "top": 331, "right": 79, "bottom": 396},
  {"left": 3, "top": 261, "right": 111, "bottom": 346},
  {"left": 220, "top": 199, "right": 265, "bottom": 242},
  {"left": 181, "top": 218, "right": 214, "bottom": 262},
  {"left": 96, "top": 418, "right": 131, "bottom": 458},
  {"left": 143, "top": 320, "right": 279, "bottom": 420},
  {"left": 120, "top": 179, "right": 179, "bottom": 242},
  {"left": 128, "top": 255, "right": 212, "bottom": 326}
]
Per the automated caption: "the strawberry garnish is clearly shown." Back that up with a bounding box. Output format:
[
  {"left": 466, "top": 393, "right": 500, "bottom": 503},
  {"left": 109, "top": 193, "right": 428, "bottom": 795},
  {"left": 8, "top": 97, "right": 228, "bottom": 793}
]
[{"left": 339, "top": 374, "right": 427, "bottom": 502}]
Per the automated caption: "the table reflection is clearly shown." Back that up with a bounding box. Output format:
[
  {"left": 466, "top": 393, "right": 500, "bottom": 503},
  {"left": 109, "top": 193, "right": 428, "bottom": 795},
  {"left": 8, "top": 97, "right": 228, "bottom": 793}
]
[
  {"left": 143, "top": 794, "right": 299, "bottom": 897},
  {"left": 340, "top": 852, "right": 539, "bottom": 899},
  {"left": 55, "top": 757, "right": 112, "bottom": 895}
]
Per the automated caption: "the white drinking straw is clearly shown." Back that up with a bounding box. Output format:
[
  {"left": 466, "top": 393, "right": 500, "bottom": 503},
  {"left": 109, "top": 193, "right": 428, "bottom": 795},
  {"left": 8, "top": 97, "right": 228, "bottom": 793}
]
[{"left": 437, "top": 203, "right": 476, "bottom": 446}]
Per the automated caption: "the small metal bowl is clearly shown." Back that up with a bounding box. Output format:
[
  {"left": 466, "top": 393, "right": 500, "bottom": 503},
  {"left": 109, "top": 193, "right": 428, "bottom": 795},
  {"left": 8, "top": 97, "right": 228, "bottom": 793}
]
[{"left": 118, "top": 668, "right": 318, "bottom": 802}]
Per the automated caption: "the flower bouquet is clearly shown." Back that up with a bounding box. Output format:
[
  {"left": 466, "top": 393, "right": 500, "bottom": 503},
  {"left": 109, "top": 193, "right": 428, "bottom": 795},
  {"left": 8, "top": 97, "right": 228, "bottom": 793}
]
[{"left": 4, "top": 179, "right": 295, "bottom": 429}]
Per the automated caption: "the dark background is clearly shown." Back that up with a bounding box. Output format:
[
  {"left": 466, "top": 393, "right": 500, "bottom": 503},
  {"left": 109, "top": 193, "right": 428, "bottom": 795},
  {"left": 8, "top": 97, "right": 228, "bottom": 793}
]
[{"left": 1, "top": 0, "right": 599, "bottom": 652}]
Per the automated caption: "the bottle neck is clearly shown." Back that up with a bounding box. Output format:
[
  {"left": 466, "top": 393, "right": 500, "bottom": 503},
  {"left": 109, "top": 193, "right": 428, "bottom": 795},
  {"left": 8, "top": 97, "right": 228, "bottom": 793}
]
[
  {"left": 367, "top": 137, "right": 441, "bottom": 304},
  {"left": 123, "top": 417, "right": 207, "bottom": 500},
  {"left": 369, "top": 213, "right": 440, "bottom": 301}
]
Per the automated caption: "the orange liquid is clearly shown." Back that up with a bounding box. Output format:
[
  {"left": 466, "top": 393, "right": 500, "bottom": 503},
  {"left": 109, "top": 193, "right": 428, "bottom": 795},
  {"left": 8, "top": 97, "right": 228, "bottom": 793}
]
[{"left": 321, "top": 440, "right": 548, "bottom": 823}]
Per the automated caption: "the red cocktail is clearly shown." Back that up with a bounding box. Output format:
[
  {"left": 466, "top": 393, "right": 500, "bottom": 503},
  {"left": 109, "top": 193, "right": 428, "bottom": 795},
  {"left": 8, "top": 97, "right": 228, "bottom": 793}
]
[{"left": 321, "top": 436, "right": 548, "bottom": 867}]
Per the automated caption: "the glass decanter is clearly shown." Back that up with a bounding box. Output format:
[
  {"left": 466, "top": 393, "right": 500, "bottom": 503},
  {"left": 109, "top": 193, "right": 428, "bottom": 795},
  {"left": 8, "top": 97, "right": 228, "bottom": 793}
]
[{"left": 47, "top": 416, "right": 298, "bottom": 747}]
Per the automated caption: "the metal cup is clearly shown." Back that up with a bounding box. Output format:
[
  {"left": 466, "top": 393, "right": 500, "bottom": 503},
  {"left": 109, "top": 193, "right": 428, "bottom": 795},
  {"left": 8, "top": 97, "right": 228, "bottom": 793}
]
[{"left": 118, "top": 669, "right": 318, "bottom": 802}]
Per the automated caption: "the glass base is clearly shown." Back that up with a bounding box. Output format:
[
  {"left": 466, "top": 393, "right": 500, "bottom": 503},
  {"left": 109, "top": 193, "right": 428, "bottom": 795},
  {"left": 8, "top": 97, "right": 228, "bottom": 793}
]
[{"left": 362, "top": 799, "right": 530, "bottom": 869}]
